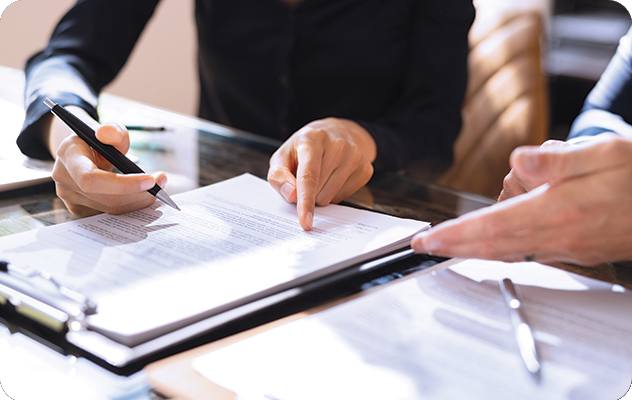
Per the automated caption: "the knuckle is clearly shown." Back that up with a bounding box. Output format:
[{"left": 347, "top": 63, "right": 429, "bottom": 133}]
[
  {"left": 267, "top": 166, "right": 286, "bottom": 182},
  {"left": 315, "top": 193, "right": 333, "bottom": 207},
  {"left": 298, "top": 171, "right": 319, "bottom": 188},
  {"left": 54, "top": 140, "right": 74, "bottom": 161},
  {"left": 336, "top": 140, "right": 365, "bottom": 161},
  {"left": 301, "top": 126, "right": 326, "bottom": 140},
  {"left": 330, "top": 136, "right": 347, "bottom": 149},
  {"left": 51, "top": 165, "right": 65, "bottom": 183}
]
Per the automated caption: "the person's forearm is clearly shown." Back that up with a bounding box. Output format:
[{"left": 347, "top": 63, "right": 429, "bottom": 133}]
[{"left": 46, "top": 106, "right": 100, "bottom": 159}]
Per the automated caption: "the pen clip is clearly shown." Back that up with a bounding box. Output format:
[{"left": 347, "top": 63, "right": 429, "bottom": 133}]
[{"left": 0, "top": 261, "right": 97, "bottom": 333}]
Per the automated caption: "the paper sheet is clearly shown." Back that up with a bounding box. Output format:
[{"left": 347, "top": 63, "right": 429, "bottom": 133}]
[
  {"left": 0, "top": 174, "right": 427, "bottom": 345},
  {"left": 193, "top": 259, "right": 632, "bottom": 400}
]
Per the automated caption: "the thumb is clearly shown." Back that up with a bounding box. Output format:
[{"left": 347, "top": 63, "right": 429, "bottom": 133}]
[
  {"left": 511, "top": 136, "right": 626, "bottom": 182},
  {"left": 267, "top": 153, "right": 298, "bottom": 204}
]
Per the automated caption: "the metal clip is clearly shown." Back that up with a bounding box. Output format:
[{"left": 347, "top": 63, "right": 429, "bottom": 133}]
[{"left": 0, "top": 261, "right": 97, "bottom": 332}]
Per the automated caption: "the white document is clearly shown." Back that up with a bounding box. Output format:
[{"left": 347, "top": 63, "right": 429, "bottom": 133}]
[
  {"left": 0, "top": 173, "right": 428, "bottom": 346},
  {"left": 193, "top": 259, "right": 632, "bottom": 400}
]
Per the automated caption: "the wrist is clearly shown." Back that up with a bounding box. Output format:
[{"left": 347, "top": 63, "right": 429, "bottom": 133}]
[{"left": 47, "top": 106, "right": 99, "bottom": 159}]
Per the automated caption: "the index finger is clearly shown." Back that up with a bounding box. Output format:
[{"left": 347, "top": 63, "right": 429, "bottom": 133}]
[
  {"left": 60, "top": 136, "right": 156, "bottom": 196},
  {"left": 95, "top": 123, "right": 131, "bottom": 154},
  {"left": 411, "top": 184, "right": 552, "bottom": 256},
  {"left": 72, "top": 168, "right": 157, "bottom": 196},
  {"left": 295, "top": 142, "right": 323, "bottom": 231}
]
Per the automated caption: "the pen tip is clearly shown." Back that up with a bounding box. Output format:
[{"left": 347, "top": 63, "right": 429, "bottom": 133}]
[{"left": 154, "top": 189, "right": 180, "bottom": 211}]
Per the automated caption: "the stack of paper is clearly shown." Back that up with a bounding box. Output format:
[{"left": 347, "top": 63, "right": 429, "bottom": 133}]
[
  {"left": 0, "top": 174, "right": 428, "bottom": 355},
  {"left": 193, "top": 258, "right": 632, "bottom": 400}
]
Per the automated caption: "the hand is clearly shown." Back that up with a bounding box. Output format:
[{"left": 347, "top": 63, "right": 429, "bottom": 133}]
[
  {"left": 411, "top": 134, "right": 632, "bottom": 266},
  {"left": 267, "top": 117, "right": 376, "bottom": 231},
  {"left": 498, "top": 140, "right": 573, "bottom": 201},
  {"left": 46, "top": 107, "right": 167, "bottom": 216}
]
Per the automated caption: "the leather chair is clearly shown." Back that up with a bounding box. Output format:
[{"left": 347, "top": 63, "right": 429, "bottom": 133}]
[{"left": 405, "top": 4, "right": 549, "bottom": 199}]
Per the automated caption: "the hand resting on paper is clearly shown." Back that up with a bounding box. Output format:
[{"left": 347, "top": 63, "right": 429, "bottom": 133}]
[
  {"left": 411, "top": 134, "right": 632, "bottom": 266},
  {"left": 44, "top": 106, "right": 167, "bottom": 216},
  {"left": 267, "top": 117, "right": 376, "bottom": 231}
]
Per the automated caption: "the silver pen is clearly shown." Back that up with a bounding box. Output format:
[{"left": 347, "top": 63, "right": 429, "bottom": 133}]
[{"left": 499, "top": 277, "right": 541, "bottom": 381}]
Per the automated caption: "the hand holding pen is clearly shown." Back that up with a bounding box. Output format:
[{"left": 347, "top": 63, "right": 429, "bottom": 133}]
[{"left": 44, "top": 99, "right": 179, "bottom": 215}]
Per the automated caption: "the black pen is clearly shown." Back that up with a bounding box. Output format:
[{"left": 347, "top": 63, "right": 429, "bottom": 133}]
[{"left": 44, "top": 98, "right": 180, "bottom": 211}]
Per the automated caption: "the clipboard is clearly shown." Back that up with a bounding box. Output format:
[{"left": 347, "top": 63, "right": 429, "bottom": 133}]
[{"left": 0, "top": 250, "right": 446, "bottom": 375}]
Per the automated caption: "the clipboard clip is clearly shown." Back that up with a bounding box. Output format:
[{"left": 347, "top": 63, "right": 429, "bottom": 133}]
[{"left": 0, "top": 260, "right": 97, "bottom": 333}]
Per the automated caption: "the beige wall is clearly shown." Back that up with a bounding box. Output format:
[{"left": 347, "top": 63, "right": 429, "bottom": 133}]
[{"left": 0, "top": 0, "right": 198, "bottom": 116}]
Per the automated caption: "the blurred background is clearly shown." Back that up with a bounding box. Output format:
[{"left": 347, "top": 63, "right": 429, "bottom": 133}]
[
  {"left": 548, "top": 0, "right": 631, "bottom": 139},
  {"left": 0, "top": 0, "right": 198, "bottom": 116}
]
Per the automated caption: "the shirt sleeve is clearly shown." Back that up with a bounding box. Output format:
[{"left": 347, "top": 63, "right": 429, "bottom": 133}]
[
  {"left": 569, "top": 26, "right": 632, "bottom": 141},
  {"left": 18, "top": 0, "right": 160, "bottom": 160},
  {"left": 357, "top": 0, "right": 475, "bottom": 173}
]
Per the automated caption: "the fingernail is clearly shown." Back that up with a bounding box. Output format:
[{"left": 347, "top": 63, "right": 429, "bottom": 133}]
[
  {"left": 159, "top": 176, "right": 168, "bottom": 188},
  {"left": 412, "top": 232, "right": 441, "bottom": 254},
  {"left": 281, "top": 182, "right": 295, "bottom": 202},
  {"left": 305, "top": 212, "right": 313, "bottom": 230},
  {"left": 140, "top": 179, "right": 155, "bottom": 191},
  {"left": 411, "top": 232, "right": 427, "bottom": 252}
]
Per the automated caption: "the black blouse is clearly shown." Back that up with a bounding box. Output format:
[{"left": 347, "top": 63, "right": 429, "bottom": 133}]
[{"left": 19, "top": 0, "right": 474, "bottom": 172}]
